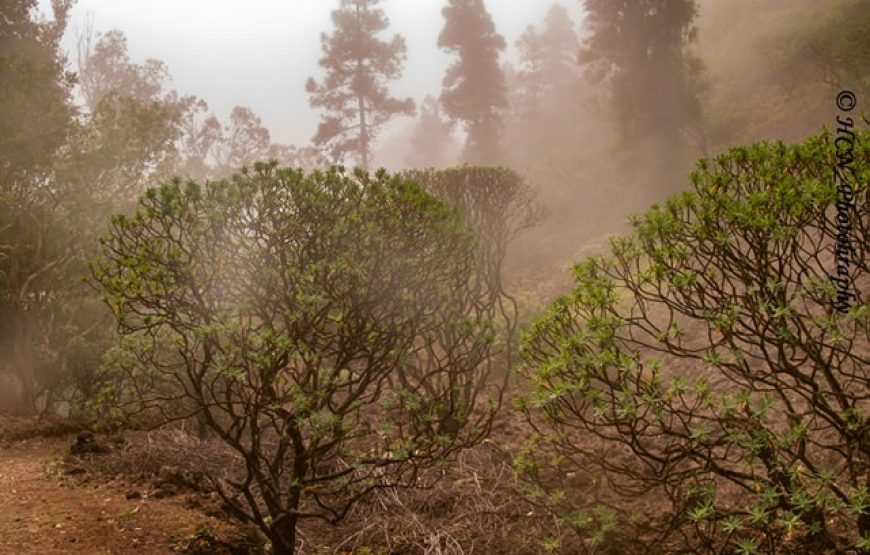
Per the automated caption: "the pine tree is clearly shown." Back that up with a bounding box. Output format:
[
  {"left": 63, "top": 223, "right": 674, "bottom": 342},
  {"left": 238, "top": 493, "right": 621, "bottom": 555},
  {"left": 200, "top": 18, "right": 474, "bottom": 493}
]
[
  {"left": 438, "top": 0, "right": 507, "bottom": 164},
  {"left": 306, "top": 0, "right": 414, "bottom": 170},
  {"left": 515, "top": 3, "right": 579, "bottom": 124},
  {"left": 579, "top": 0, "right": 705, "bottom": 149},
  {"left": 405, "top": 96, "right": 456, "bottom": 169},
  {"left": 505, "top": 3, "right": 583, "bottom": 171}
]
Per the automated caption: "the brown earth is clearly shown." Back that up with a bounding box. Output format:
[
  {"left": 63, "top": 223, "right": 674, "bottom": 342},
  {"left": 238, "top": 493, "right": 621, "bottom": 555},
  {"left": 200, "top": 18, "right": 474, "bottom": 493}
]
[{"left": 0, "top": 435, "right": 238, "bottom": 554}]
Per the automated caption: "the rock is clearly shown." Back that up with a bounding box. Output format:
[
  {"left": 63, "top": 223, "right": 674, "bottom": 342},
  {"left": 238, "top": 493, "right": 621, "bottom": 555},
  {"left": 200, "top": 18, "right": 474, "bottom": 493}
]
[
  {"left": 154, "top": 465, "right": 211, "bottom": 493},
  {"left": 151, "top": 485, "right": 177, "bottom": 499},
  {"left": 69, "top": 432, "right": 108, "bottom": 455},
  {"left": 157, "top": 465, "right": 181, "bottom": 484},
  {"left": 203, "top": 503, "right": 228, "bottom": 519},
  {"left": 108, "top": 435, "right": 128, "bottom": 449}
]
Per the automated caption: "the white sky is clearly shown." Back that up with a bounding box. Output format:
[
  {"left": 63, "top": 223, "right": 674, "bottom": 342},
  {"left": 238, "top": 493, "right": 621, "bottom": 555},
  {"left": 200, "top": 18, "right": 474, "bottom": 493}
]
[{"left": 57, "top": 1, "right": 585, "bottom": 147}]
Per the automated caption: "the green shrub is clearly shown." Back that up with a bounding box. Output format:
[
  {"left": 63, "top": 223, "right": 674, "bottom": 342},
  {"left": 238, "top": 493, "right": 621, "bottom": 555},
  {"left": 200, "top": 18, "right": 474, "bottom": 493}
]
[
  {"left": 518, "top": 129, "right": 869, "bottom": 553},
  {"left": 93, "top": 163, "right": 502, "bottom": 554}
]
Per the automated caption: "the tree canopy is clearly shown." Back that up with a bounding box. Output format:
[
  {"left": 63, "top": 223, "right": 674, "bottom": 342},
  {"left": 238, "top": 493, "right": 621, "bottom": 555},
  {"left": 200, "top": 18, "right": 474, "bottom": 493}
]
[
  {"left": 579, "top": 0, "right": 706, "bottom": 152},
  {"left": 518, "top": 129, "right": 869, "bottom": 553},
  {"left": 438, "top": 0, "right": 508, "bottom": 165},
  {"left": 306, "top": 0, "right": 414, "bottom": 170},
  {"left": 515, "top": 3, "right": 579, "bottom": 121},
  {"left": 92, "top": 164, "right": 502, "bottom": 553},
  {"left": 404, "top": 96, "right": 456, "bottom": 169},
  {"left": 1, "top": 9, "right": 203, "bottom": 415}
]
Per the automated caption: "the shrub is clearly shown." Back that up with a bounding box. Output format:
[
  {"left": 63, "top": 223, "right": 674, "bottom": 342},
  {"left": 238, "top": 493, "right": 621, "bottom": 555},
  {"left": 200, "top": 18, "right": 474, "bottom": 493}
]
[
  {"left": 92, "top": 163, "right": 502, "bottom": 554},
  {"left": 518, "top": 129, "right": 869, "bottom": 553},
  {"left": 406, "top": 166, "right": 547, "bottom": 367}
]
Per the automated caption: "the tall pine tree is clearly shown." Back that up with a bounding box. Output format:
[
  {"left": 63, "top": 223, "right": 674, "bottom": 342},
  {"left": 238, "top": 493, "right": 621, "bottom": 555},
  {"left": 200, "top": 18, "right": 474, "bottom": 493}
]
[
  {"left": 405, "top": 95, "right": 456, "bottom": 169},
  {"left": 438, "top": 0, "right": 507, "bottom": 164},
  {"left": 503, "top": 3, "right": 584, "bottom": 171},
  {"left": 515, "top": 4, "right": 579, "bottom": 127},
  {"left": 307, "top": 0, "right": 414, "bottom": 170},
  {"left": 579, "top": 0, "right": 705, "bottom": 150}
]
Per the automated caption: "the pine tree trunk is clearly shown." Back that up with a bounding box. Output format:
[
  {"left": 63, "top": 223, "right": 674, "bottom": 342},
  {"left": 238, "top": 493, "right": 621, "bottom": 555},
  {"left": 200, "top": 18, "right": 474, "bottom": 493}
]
[
  {"left": 359, "top": 91, "right": 368, "bottom": 171},
  {"left": 355, "top": 2, "right": 369, "bottom": 171}
]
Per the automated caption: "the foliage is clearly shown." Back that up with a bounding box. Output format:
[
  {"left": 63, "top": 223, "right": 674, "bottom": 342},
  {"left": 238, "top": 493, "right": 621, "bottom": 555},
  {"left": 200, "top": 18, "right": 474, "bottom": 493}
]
[
  {"left": 76, "top": 28, "right": 168, "bottom": 111},
  {"left": 175, "top": 104, "right": 271, "bottom": 181},
  {"left": 175, "top": 99, "right": 324, "bottom": 182},
  {"left": 406, "top": 166, "right": 547, "bottom": 368},
  {"left": 506, "top": 3, "right": 585, "bottom": 175},
  {"left": 767, "top": 0, "right": 870, "bottom": 101},
  {"left": 73, "top": 26, "right": 201, "bottom": 184},
  {"left": 438, "top": 0, "right": 508, "bottom": 164},
  {"left": 306, "top": 0, "right": 414, "bottom": 170},
  {"left": 579, "top": 0, "right": 706, "bottom": 152},
  {"left": 514, "top": 4, "right": 579, "bottom": 128},
  {"left": 92, "top": 164, "right": 503, "bottom": 553},
  {"left": 404, "top": 96, "right": 457, "bottom": 169},
  {"left": 518, "top": 130, "right": 869, "bottom": 552},
  {"left": 0, "top": 11, "right": 200, "bottom": 416},
  {"left": 0, "top": 0, "right": 77, "bottom": 414}
]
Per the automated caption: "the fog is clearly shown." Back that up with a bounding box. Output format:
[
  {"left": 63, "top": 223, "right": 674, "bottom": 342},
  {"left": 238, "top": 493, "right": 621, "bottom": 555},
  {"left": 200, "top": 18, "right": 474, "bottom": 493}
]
[
  {"left": 57, "top": 0, "right": 586, "bottom": 146},
  {"left": 11, "top": 0, "right": 863, "bottom": 410},
  {"left": 2, "top": 0, "right": 867, "bottom": 551}
]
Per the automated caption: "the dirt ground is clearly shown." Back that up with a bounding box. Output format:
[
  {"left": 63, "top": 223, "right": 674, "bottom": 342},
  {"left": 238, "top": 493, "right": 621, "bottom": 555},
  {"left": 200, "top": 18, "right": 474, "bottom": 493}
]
[{"left": 0, "top": 435, "right": 237, "bottom": 554}]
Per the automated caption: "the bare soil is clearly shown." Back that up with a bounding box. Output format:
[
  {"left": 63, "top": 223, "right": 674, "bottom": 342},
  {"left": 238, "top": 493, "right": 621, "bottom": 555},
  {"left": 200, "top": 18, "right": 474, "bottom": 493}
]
[{"left": 0, "top": 435, "right": 238, "bottom": 554}]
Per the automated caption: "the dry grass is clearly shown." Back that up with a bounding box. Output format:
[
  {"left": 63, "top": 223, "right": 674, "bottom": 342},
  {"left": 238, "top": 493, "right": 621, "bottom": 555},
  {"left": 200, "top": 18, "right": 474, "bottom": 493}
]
[
  {"left": 63, "top": 418, "right": 566, "bottom": 554},
  {"left": 0, "top": 415, "right": 83, "bottom": 447},
  {"left": 294, "top": 440, "right": 555, "bottom": 555},
  {"left": 69, "top": 429, "right": 238, "bottom": 485}
]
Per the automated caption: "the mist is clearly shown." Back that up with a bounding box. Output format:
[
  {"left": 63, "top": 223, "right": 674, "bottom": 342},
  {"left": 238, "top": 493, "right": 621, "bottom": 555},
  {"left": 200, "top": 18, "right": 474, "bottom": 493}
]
[{"left": 2, "top": 0, "right": 867, "bottom": 553}]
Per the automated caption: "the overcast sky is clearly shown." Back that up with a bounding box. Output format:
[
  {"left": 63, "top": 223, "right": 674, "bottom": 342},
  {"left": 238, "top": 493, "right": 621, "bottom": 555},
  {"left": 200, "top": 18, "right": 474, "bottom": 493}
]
[{"left": 57, "top": 1, "right": 586, "bottom": 147}]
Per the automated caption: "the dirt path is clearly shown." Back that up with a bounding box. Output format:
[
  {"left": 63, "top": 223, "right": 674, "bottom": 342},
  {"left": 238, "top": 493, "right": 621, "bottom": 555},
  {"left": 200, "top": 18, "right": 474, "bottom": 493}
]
[{"left": 0, "top": 436, "right": 234, "bottom": 554}]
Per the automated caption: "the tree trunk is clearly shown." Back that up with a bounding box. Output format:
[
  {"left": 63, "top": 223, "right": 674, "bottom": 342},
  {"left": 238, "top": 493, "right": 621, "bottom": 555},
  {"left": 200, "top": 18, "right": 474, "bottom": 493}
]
[
  {"left": 195, "top": 410, "right": 211, "bottom": 439},
  {"left": 12, "top": 313, "right": 37, "bottom": 415},
  {"left": 358, "top": 90, "right": 368, "bottom": 171},
  {"left": 355, "top": 2, "right": 368, "bottom": 171},
  {"left": 268, "top": 513, "right": 298, "bottom": 555}
]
